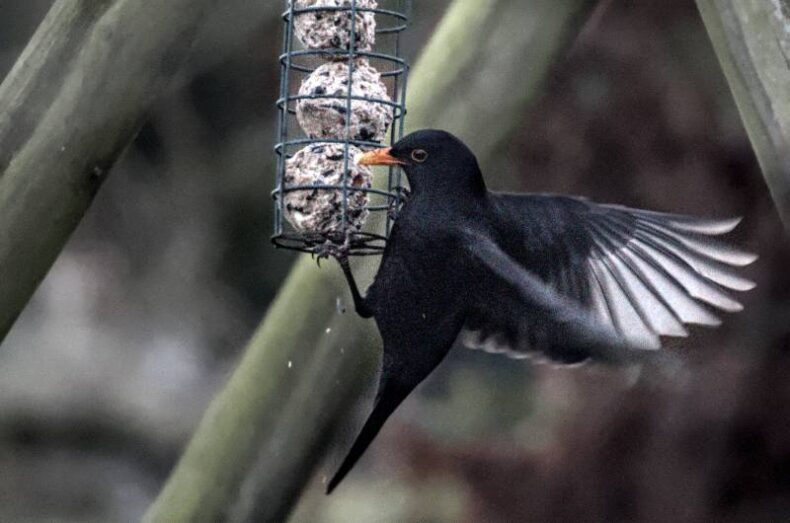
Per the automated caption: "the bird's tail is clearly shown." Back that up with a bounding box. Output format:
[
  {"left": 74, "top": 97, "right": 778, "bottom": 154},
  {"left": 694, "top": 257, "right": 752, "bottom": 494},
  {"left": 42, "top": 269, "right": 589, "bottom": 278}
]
[{"left": 326, "top": 383, "right": 408, "bottom": 494}]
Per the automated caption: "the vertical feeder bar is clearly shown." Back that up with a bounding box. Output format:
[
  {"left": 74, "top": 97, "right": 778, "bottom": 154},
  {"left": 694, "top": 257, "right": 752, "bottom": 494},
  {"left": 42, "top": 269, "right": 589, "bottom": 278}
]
[
  {"left": 274, "top": 3, "right": 296, "bottom": 240},
  {"left": 392, "top": 20, "right": 408, "bottom": 230},
  {"left": 340, "top": 0, "right": 358, "bottom": 238}
]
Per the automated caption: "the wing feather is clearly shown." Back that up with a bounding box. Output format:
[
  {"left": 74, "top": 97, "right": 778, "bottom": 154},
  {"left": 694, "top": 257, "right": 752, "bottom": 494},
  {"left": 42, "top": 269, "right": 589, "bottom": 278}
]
[
  {"left": 589, "top": 220, "right": 688, "bottom": 337},
  {"left": 460, "top": 194, "right": 754, "bottom": 363},
  {"left": 462, "top": 232, "right": 651, "bottom": 365}
]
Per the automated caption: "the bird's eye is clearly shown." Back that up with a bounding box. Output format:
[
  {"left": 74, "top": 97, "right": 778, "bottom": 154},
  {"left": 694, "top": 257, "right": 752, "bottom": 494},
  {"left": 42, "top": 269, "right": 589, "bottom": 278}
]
[{"left": 411, "top": 149, "right": 428, "bottom": 163}]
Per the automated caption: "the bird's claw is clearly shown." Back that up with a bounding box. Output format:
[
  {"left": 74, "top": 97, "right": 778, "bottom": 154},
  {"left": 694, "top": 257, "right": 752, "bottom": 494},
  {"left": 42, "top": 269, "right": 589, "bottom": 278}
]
[{"left": 314, "top": 233, "right": 353, "bottom": 265}]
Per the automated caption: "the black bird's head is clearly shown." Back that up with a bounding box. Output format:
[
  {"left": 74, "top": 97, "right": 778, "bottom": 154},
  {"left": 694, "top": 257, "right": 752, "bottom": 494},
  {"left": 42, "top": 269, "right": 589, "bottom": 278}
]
[{"left": 357, "top": 129, "right": 486, "bottom": 197}]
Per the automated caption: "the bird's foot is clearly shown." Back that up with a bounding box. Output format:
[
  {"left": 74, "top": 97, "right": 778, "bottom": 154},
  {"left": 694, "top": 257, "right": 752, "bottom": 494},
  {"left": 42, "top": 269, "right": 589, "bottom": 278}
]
[{"left": 315, "top": 234, "right": 352, "bottom": 266}]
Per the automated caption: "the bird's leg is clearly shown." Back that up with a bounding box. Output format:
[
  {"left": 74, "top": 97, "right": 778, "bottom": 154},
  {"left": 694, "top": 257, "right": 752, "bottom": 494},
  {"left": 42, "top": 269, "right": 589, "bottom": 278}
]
[
  {"left": 315, "top": 234, "right": 346, "bottom": 266},
  {"left": 337, "top": 255, "right": 374, "bottom": 318},
  {"left": 315, "top": 234, "right": 373, "bottom": 317}
]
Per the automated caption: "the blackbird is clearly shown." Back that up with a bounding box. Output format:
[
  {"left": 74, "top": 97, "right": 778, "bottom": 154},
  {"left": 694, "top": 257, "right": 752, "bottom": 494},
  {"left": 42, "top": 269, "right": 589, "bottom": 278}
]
[{"left": 327, "top": 129, "right": 755, "bottom": 493}]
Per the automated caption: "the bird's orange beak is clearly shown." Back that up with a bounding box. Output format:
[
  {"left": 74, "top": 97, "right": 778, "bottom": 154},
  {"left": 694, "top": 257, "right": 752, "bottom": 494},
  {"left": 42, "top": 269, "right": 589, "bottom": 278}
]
[{"left": 356, "top": 147, "right": 405, "bottom": 166}]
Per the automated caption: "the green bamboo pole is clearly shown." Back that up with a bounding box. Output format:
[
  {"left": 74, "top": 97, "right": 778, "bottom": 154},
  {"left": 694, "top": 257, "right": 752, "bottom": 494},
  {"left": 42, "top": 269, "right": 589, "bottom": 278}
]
[
  {"left": 144, "top": 1, "right": 595, "bottom": 522},
  {"left": 696, "top": 0, "right": 790, "bottom": 230},
  {"left": 0, "top": 1, "right": 111, "bottom": 178},
  {"left": 0, "top": 0, "right": 219, "bottom": 342}
]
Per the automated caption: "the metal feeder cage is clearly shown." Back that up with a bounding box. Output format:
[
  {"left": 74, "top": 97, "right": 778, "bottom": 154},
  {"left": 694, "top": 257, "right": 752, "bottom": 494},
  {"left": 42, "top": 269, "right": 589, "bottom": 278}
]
[{"left": 272, "top": 0, "right": 411, "bottom": 256}]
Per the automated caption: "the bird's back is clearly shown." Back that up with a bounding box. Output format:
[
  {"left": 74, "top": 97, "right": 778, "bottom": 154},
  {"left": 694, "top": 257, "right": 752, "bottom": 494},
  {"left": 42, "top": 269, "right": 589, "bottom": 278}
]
[{"left": 487, "top": 192, "right": 612, "bottom": 303}]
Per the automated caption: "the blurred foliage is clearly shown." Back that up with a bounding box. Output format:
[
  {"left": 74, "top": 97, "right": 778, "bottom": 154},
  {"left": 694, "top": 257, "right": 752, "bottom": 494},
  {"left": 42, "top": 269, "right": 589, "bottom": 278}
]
[{"left": 0, "top": 1, "right": 788, "bottom": 522}]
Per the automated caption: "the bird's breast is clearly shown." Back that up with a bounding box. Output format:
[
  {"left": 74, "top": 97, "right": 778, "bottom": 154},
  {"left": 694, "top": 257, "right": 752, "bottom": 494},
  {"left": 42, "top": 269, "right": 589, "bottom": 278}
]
[{"left": 369, "top": 228, "right": 467, "bottom": 328}]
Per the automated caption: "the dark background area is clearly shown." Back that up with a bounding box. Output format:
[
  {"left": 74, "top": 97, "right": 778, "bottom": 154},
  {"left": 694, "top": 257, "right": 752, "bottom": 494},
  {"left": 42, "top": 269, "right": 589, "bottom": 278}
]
[{"left": 0, "top": 1, "right": 788, "bottom": 522}]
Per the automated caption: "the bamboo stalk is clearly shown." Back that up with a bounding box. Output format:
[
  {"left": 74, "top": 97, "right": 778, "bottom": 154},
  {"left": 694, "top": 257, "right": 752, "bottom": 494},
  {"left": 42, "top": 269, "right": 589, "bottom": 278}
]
[
  {"left": 0, "top": 1, "right": 112, "bottom": 178},
  {"left": 0, "top": 0, "right": 218, "bottom": 341},
  {"left": 696, "top": 0, "right": 790, "bottom": 229},
  {"left": 144, "top": 1, "right": 596, "bottom": 522}
]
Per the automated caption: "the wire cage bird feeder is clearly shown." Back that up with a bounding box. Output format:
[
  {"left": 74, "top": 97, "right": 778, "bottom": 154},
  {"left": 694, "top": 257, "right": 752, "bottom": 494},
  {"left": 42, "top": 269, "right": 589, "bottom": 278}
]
[{"left": 272, "top": 0, "right": 411, "bottom": 256}]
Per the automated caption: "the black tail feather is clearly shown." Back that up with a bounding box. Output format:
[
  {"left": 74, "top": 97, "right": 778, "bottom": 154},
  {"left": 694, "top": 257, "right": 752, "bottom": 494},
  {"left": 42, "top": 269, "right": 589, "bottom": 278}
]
[{"left": 326, "top": 384, "right": 408, "bottom": 494}]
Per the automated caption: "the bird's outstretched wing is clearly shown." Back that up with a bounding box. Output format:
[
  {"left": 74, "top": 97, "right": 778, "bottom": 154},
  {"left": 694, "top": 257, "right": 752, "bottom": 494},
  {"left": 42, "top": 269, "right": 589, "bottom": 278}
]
[
  {"left": 462, "top": 232, "right": 658, "bottom": 364},
  {"left": 461, "top": 194, "right": 756, "bottom": 363}
]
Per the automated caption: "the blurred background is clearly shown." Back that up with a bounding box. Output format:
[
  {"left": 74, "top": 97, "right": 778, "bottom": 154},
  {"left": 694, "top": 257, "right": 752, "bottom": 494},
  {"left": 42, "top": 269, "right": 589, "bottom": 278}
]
[{"left": 1, "top": 1, "right": 789, "bottom": 522}]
